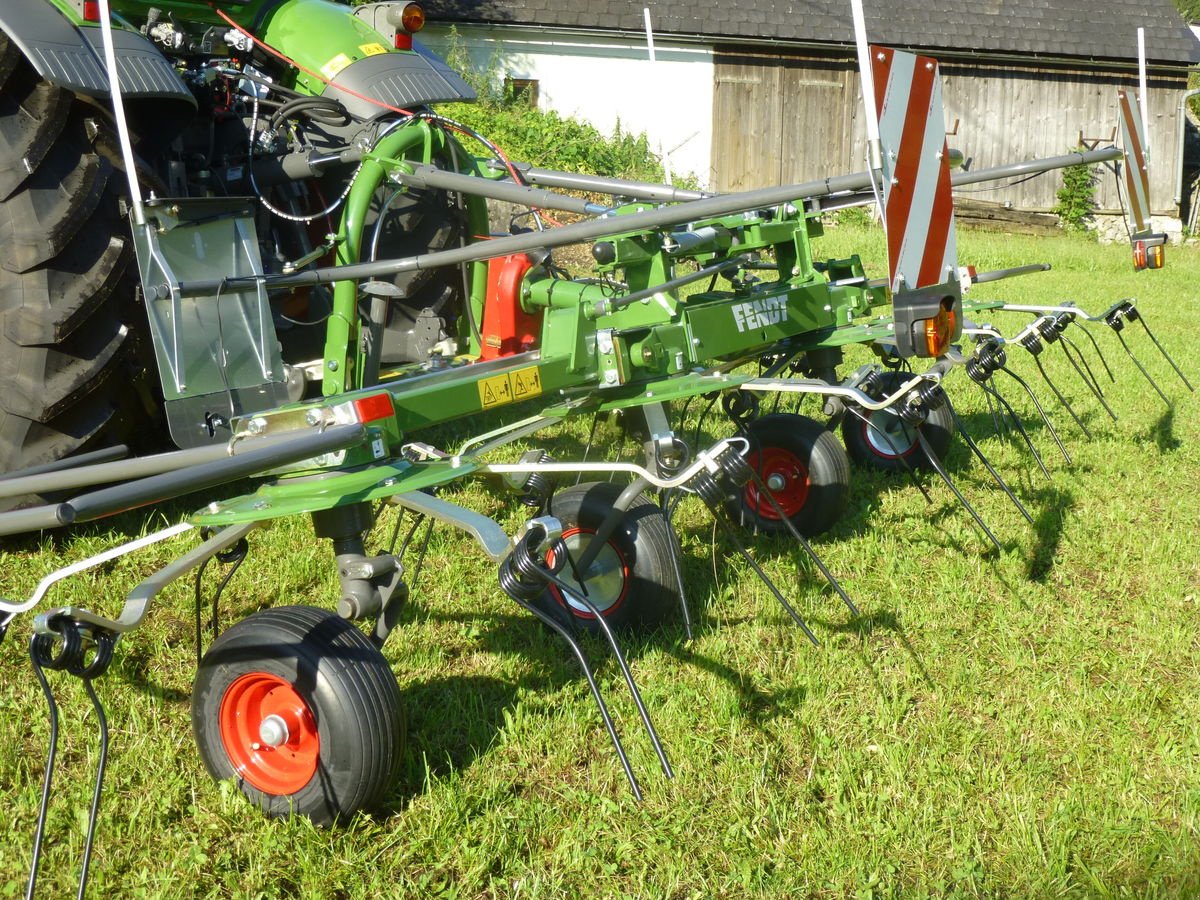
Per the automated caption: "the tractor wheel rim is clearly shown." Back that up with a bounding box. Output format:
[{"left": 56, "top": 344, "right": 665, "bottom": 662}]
[
  {"left": 863, "top": 409, "right": 918, "bottom": 459},
  {"left": 219, "top": 672, "right": 319, "bottom": 796},
  {"left": 547, "top": 529, "right": 630, "bottom": 618},
  {"left": 745, "top": 446, "right": 810, "bottom": 519}
]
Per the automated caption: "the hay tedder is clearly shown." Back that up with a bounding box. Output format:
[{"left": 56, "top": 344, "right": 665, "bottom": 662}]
[{"left": 0, "top": 0, "right": 1192, "bottom": 894}]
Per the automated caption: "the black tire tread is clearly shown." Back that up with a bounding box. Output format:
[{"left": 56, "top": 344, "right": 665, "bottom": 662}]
[
  {"left": 192, "top": 606, "right": 403, "bottom": 825},
  {"left": 0, "top": 54, "right": 154, "bottom": 478}
]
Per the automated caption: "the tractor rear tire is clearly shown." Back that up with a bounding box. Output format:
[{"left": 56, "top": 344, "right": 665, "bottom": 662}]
[{"left": 0, "top": 41, "right": 156, "bottom": 482}]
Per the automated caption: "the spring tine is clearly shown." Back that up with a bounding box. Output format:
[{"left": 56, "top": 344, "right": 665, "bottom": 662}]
[
  {"left": 77, "top": 676, "right": 110, "bottom": 900},
  {"left": 915, "top": 430, "right": 1004, "bottom": 552},
  {"left": 1113, "top": 327, "right": 1172, "bottom": 408},
  {"left": 509, "top": 593, "right": 643, "bottom": 799},
  {"left": 744, "top": 465, "right": 860, "bottom": 617},
  {"left": 661, "top": 492, "right": 695, "bottom": 641},
  {"left": 981, "top": 380, "right": 1051, "bottom": 478},
  {"left": 1134, "top": 314, "right": 1194, "bottom": 392},
  {"left": 548, "top": 561, "right": 674, "bottom": 780},
  {"left": 998, "top": 366, "right": 1072, "bottom": 466},
  {"left": 845, "top": 405, "right": 932, "bottom": 504},
  {"left": 942, "top": 393, "right": 1035, "bottom": 526},
  {"left": 1077, "top": 323, "right": 1117, "bottom": 383},
  {"left": 981, "top": 378, "right": 1005, "bottom": 438},
  {"left": 714, "top": 512, "right": 820, "bottom": 645},
  {"left": 26, "top": 638, "right": 60, "bottom": 900},
  {"left": 1031, "top": 354, "right": 1092, "bottom": 439},
  {"left": 1059, "top": 334, "right": 1118, "bottom": 421}
]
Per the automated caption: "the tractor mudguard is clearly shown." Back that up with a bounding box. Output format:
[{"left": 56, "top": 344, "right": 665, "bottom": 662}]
[
  {"left": 256, "top": 0, "right": 474, "bottom": 114},
  {"left": 0, "top": 2, "right": 193, "bottom": 106},
  {"left": 319, "top": 43, "right": 476, "bottom": 120}
]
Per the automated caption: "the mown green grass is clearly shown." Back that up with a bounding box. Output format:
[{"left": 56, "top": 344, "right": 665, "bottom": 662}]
[{"left": 2, "top": 224, "right": 1199, "bottom": 898}]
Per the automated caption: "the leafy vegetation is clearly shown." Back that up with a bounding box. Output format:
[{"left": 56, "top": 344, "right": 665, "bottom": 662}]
[
  {"left": 1, "top": 226, "right": 1199, "bottom": 896},
  {"left": 434, "top": 28, "right": 684, "bottom": 186},
  {"left": 1053, "top": 150, "right": 1099, "bottom": 234}
]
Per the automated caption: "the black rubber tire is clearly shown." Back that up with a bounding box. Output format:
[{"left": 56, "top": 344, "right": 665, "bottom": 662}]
[
  {"left": 362, "top": 165, "right": 467, "bottom": 365},
  {"left": 192, "top": 605, "right": 404, "bottom": 826},
  {"left": 729, "top": 413, "right": 851, "bottom": 537},
  {"left": 545, "top": 481, "right": 679, "bottom": 634},
  {"left": 0, "top": 41, "right": 156, "bottom": 481},
  {"left": 840, "top": 372, "right": 954, "bottom": 473}
]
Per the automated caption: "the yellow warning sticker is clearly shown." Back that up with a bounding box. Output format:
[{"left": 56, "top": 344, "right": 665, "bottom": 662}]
[
  {"left": 509, "top": 366, "right": 543, "bottom": 401},
  {"left": 478, "top": 374, "right": 515, "bottom": 409},
  {"left": 320, "top": 53, "right": 352, "bottom": 80},
  {"left": 477, "top": 367, "right": 542, "bottom": 409},
  {"left": 359, "top": 42, "right": 389, "bottom": 57}
]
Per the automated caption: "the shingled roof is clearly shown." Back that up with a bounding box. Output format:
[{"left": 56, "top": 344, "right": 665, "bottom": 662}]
[{"left": 424, "top": 0, "right": 1200, "bottom": 66}]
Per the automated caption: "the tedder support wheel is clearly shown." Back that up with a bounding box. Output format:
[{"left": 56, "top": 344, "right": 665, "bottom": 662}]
[
  {"left": 192, "top": 606, "right": 404, "bottom": 825},
  {"left": 841, "top": 371, "right": 955, "bottom": 473},
  {"left": 731, "top": 413, "right": 851, "bottom": 537},
  {"left": 545, "top": 481, "right": 679, "bottom": 634},
  {"left": 0, "top": 42, "right": 156, "bottom": 481}
]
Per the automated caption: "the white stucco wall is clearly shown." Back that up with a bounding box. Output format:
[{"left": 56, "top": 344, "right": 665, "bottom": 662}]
[{"left": 417, "top": 25, "right": 715, "bottom": 187}]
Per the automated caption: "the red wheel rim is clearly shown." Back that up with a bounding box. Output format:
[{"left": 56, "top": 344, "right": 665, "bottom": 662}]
[
  {"left": 744, "top": 446, "right": 810, "bottom": 519},
  {"left": 219, "top": 672, "right": 319, "bottom": 795},
  {"left": 546, "top": 528, "right": 631, "bottom": 619}
]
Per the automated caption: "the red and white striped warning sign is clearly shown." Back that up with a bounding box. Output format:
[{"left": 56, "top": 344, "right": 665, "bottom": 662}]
[
  {"left": 1117, "top": 89, "right": 1152, "bottom": 235},
  {"left": 871, "top": 46, "right": 957, "bottom": 293}
]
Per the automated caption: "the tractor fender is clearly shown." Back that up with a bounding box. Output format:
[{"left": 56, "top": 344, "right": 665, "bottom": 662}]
[
  {"left": 0, "top": 3, "right": 193, "bottom": 107},
  {"left": 319, "top": 43, "right": 476, "bottom": 120}
]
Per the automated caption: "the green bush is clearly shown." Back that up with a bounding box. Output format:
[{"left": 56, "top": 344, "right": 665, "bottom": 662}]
[{"left": 1053, "top": 148, "right": 1098, "bottom": 235}]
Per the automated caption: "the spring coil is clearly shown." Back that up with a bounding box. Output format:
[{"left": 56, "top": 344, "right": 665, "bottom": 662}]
[
  {"left": 31, "top": 617, "right": 115, "bottom": 680},
  {"left": 722, "top": 391, "right": 760, "bottom": 427},
  {"left": 892, "top": 380, "right": 946, "bottom": 426},
  {"left": 1017, "top": 330, "right": 1044, "bottom": 356},
  {"left": 1052, "top": 311, "right": 1076, "bottom": 333},
  {"left": 966, "top": 340, "right": 1007, "bottom": 383},
  {"left": 858, "top": 368, "right": 886, "bottom": 400},
  {"left": 498, "top": 527, "right": 568, "bottom": 602},
  {"left": 1035, "top": 318, "right": 1060, "bottom": 345},
  {"left": 519, "top": 451, "right": 555, "bottom": 508},
  {"left": 689, "top": 445, "right": 754, "bottom": 508}
]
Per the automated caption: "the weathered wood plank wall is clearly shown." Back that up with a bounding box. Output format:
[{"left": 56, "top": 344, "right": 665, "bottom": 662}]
[{"left": 711, "top": 49, "right": 1186, "bottom": 215}]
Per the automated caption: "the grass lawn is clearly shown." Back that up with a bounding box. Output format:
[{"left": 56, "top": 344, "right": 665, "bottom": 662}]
[{"left": 1, "top": 223, "right": 1198, "bottom": 898}]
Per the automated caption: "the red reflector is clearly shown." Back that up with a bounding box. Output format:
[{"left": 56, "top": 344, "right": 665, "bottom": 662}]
[
  {"left": 393, "top": 32, "right": 413, "bottom": 50},
  {"left": 1133, "top": 240, "right": 1165, "bottom": 271},
  {"left": 352, "top": 393, "right": 394, "bottom": 423},
  {"left": 83, "top": 1, "right": 101, "bottom": 21}
]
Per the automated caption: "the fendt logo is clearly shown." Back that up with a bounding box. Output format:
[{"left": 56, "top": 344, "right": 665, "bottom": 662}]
[{"left": 732, "top": 297, "right": 788, "bottom": 332}]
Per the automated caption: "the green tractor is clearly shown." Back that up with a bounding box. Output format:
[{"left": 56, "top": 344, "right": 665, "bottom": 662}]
[{"left": 0, "top": 0, "right": 479, "bottom": 476}]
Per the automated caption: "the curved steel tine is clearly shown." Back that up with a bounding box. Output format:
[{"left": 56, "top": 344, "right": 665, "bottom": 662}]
[
  {"left": 1113, "top": 328, "right": 1172, "bottom": 407},
  {"left": 713, "top": 509, "right": 820, "bottom": 645},
  {"left": 1134, "top": 314, "right": 1194, "bottom": 392},
  {"left": 660, "top": 491, "right": 694, "bottom": 641},
  {"left": 554, "top": 556, "right": 674, "bottom": 780},
  {"left": 1031, "top": 354, "right": 1092, "bottom": 439},
  {"left": 744, "top": 465, "right": 859, "bottom": 618},
  {"left": 844, "top": 404, "right": 932, "bottom": 503},
  {"left": 1059, "top": 334, "right": 1118, "bottom": 421},
  {"left": 77, "top": 677, "right": 109, "bottom": 900},
  {"left": 26, "top": 639, "right": 59, "bottom": 900},
  {"left": 1076, "top": 323, "right": 1116, "bottom": 383},
  {"left": 998, "top": 366, "right": 1072, "bottom": 466},
  {"left": 510, "top": 593, "right": 643, "bottom": 799},
  {"left": 981, "top": 379, "right": 1051, "bottom": 478},
  {"left": 980, "top": 378, "right": 1005, "bottom": 438},
  {"left": 914, "top": 430, "right": 1003, "bottom": 552},
  {"left": 942, "top": 393, "right": 1035, "bottom": 525}
]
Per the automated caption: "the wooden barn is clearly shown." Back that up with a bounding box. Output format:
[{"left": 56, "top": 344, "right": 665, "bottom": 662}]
[{"left": 363, "top": 0, "right": 1199, "bottom": 221}]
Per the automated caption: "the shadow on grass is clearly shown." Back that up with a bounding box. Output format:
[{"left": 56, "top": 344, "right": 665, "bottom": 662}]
[{"left": 1151, "top": 405, "right": 1182, "bottom": 452}]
